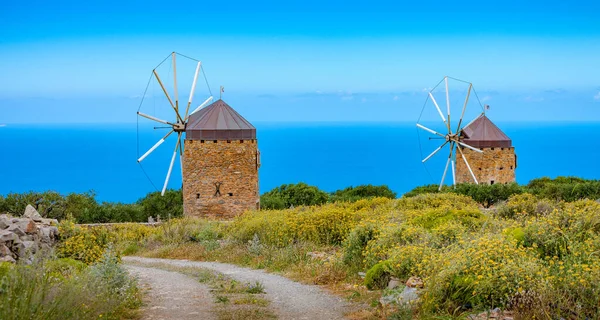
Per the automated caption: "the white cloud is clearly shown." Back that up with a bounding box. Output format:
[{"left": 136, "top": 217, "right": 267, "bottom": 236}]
[
  {"left": 594, "top": 91, "right": 600, "bottom": 101},
  {"left": 393, "top": 96, "right": 399, "bottom": 101}
]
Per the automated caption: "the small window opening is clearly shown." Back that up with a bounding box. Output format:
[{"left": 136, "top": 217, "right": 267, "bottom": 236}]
[
  {"left": 240, "top": 140, "right": 244, "bottom": 143},
  {"left": 499, "top": 167, "right": 504, "bottom": 170},
  {"left": 196, "top": 193, "right": 200, "bottom": 199},
  {"left": 189, "top": 140, "right": 193, "bottom": 144},
  {"left": 490, "top": 180, "right": 495, "bottom": 185},
  {"left": 491, "top": 147, "right": 495, "bottom": 150},
  {"left": 228, "top": 192, "right": 234, "bottom": 197},
  {"left": 213, "top": 140, "right": 217, "bottom": 143},
  {"left": 510, "top": 165, "right": 513, "bottom": 170},
  {"left": 501, "top": 147, "right": 504, "bottom": 150},
  {"left": 478, "top": 168, "right": 482, "bottom": 171},
  {"left": 200, "top": 140, "right": 205, "bottom": 143},
  {"left": 227, "top": 140, "right": 231, "bottom": 143}
]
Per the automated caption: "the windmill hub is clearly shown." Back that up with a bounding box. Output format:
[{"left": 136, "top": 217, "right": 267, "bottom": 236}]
[{"left": 173, "top": 122, "right": 186, "bottom": 132}]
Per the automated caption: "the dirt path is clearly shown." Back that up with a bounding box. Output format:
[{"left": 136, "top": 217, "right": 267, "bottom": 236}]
[
  {"left": 125, "top": 264, "right": 216, "bottom": 320},
  {"left": 124, "top": 256, "right": 349, "bottom": 320}
]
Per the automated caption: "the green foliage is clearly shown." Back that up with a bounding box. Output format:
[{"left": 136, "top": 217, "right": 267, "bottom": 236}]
[
  {"left": 137, "top": 189, "right": 183, "bottom": 220},
  {"left": 330, "top": 184, "right": 397, "bottom": 203},
  {"left": 343, "top": 223, "right": 377, "bottom": 270},
  {"left": 0, "top": 254, "right": 140, "bottom": 320},
  {"left": 260, "top": 182, "right": 329, "bottom": 209},
  {"left": 364, "top": 261, "right": 391, "bottom": 290},
  {"left": 404, "top": 177, "right": 600, "bottom": 207},
  {"left": 0, "top": 189, "right": 182, "bottom": 223}
]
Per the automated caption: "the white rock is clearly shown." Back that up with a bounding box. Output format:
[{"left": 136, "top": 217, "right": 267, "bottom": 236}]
[{"left": 23, "top": 205, "right": 43, "bottom": 222}]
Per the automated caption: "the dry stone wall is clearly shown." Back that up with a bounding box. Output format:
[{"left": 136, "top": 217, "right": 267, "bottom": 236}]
[
  {"left": 0, "top": 205, "right": 59, "bottom": 263},
  {"left": 455, "top": 147, "right": 516, "bottom": 185},
  {"left": 182, "top": 139, "right": 259, "bottom": 219}
]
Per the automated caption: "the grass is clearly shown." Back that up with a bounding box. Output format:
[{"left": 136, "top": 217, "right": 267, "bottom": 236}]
[
  {"left": 125, "top": 261, "right": 276, "bottom": 320},
  {"left": 0, "top": 252, "right": 141, "bottom": 320}
]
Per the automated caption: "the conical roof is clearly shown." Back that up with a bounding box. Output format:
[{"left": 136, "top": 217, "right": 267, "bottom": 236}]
[
  {"left": 460, "top": 114, "right": 511, "bottom": 148},
  {"left": 186, "top": 99, "right": 256, "bottom": 140}
]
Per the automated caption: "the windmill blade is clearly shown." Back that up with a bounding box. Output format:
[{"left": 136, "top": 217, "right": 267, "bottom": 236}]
[
  {"left": 137, "top": 111, "right": 174, "bottom": 126},
  {"left": 445, "top": 77, "right": 451, "bottom": 133},
  {"left": 188, "top": 96, "right": 214, "bottom": 119},
  {"left": 458, "top": 141, "right": 483, "bottom": 153},
  {"left": 456, "top": 83, "right": 472, "bottom": 133},
  {"left": 138, "top": 130, "right": 174, "bottom": 163},
  {"left": 416, "top": 123, "right": 445, "bottom": 137},
  {"left": 439, "top": 153, "right": 451, "bottom": 191},
  {"left": 451, "top": 159, "right": 456, "bottom": 187},
  {"left": 153, "top": 69, "right": 184, "bottom": 123},
  {"left": 162, "top": 137, "right": 181, "bottom": 196},
  {"left": 184, "top": 61, "right": 202, "bottom": 120},
  {"left": 172, "top": 52, "right": 179, "bottom": 112},
  {"left": 429, "top": 92, "right": 447, "bottom": 128},
  {"left": 422, "top": 141, "right": 448, "bottom": 163},
  {"left": 457, "top": 145, "right": 479, "bottom": 184}
]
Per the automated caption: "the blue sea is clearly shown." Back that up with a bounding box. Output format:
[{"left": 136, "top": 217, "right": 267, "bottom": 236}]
[{"left": 1, "top": 122, "right": 599, "bottom": 203}]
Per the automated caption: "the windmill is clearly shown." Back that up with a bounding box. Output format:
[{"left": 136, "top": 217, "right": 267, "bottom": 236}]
[
  {"left": 416, "top": 76, "right": 484, "bottom": 190},
  {"left": 136, "top": 52, "right": 213, "bottom": 195}
]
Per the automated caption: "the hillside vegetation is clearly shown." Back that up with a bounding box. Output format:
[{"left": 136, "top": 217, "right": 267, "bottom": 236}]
[{"left": 46, "top": 177, "right": 600, "bottom": 319}]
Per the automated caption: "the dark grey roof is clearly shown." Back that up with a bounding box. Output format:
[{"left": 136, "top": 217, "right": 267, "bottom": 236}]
[
  {"left": 460, "top": 114, "right": 512, "bottom": 148},
  {"left": 185, "top": 99, "right": 256, "bottom": 140}
]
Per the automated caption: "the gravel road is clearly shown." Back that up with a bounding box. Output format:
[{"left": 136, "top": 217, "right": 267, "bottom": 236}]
[
  {"left": 123, "top": 256, "right": 349, "bottom": 320},
  {"left": 125, "top": 264, "right": 216, "bottom": 320}
]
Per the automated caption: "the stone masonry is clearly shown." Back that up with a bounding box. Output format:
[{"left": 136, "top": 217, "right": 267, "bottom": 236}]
[
  {"left": 455, "top": 146, "right": 516, "bottom": 185},
  {"left": 182, "top": 139, "right": 259, "bottom": 219}
]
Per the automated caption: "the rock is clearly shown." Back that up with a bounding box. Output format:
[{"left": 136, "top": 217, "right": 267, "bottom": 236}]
[
  {"left": 7, "top": 225, "right": 26, "bottom": 237},
  {"left": 40, "top": 218, "right": 59, "bottom": 226},
  {"left": 0, "top": 214, "right": 10, "bottom": 229},
  {"left": 0, "top": 255, "right": 16, "bottom": 263},
  {"left": 398, "top": 286, "right": 419, "bottom": 305},
  {"left": 0, "top": 243, "right": 11, "bottom": 256},
  {"left": 23, "top": 205, "right": 43, "bottom": 222},
  {"left": 406, "top": 276, "right": 424, "bottom": 288},
  {"left": 0, "top": 229, "right": 17, "bottom": 242},
  {"left": 148, "top": 216, "right": 155, "bottom": 223},
  {"left": 22, "top": 241, "right": 38, "bottom": 254},
  {"left": 379, "top": 285, "right": 420, "bottom": 306},
  {"left": 388, "top": 277, "right": 402, "bottom": 290},
  {"left": 358, "top": 272, "right": 366, "bottom": 279},
  {"left": 25, "top": 219, "right": 37, "bottom": 234}
]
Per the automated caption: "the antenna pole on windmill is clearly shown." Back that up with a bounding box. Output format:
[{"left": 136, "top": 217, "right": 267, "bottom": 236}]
[{"left": 220, "top": 86, "right": 224, "bottom": 100}]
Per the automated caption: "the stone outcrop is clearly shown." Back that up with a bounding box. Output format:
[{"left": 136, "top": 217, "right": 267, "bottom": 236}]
[{"left": 0, "top": 205, "right": 59, "bottom": 263}]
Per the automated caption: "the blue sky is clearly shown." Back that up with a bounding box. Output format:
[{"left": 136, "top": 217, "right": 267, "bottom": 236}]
[{"left": 1, "top": 0, "right": 600, "bottom": 123}]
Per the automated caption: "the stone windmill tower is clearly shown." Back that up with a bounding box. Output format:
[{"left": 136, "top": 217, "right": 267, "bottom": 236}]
[
  {"left": 416, "top": 77, "right": 516, "bottom": 189},
  {"left": 182, "top": 99, "right": 260, "bottom": 218},
  {"left": 455, "top": 114, "right": 516, "bottom": 185}
]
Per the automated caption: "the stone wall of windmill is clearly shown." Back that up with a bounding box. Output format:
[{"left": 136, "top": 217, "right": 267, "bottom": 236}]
[
  {"left": 182, "top": 100, "right": 260, "bottom": 219},
  {"left": 455, "top": 114, "right": 516, "bottom": 185},
  {"left": 455, "top": 147, "right": 516, "bottom": 185}
]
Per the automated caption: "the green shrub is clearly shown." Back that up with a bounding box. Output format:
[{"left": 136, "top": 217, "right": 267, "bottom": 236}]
[
  {"left": 343, "top": 223, "right": 378, "bottom": 270},
  {"left": 260, "top": 183, "right": 329, "bottom": 209},
  {"left": 330, "top": 184, "right": 397, "bottom": 203},
  {"left": 137, "top": 189, "right": 183, "bottom": 220},
  {"left": 364, "top": 261, "right": 392, "bottom": 290},
  {"left": 259, "top": 193, "right": 287, "bottom": 210}
]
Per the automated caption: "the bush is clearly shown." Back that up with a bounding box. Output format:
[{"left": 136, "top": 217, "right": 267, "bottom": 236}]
[
  {"left": 330, "top": 184, "right": 397, "bottom": 203},
  {"left": 260, "top": 183, "right": 329, "bottom": 209},
  {"left": 364, "top": 261, "right": 391, "bottom": 290},
  {"left": 137, "top": 189, "right": 183, "bottom": 220},
  {"left": 0, "top": 254, "right": 141, "bottom": 319}
]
